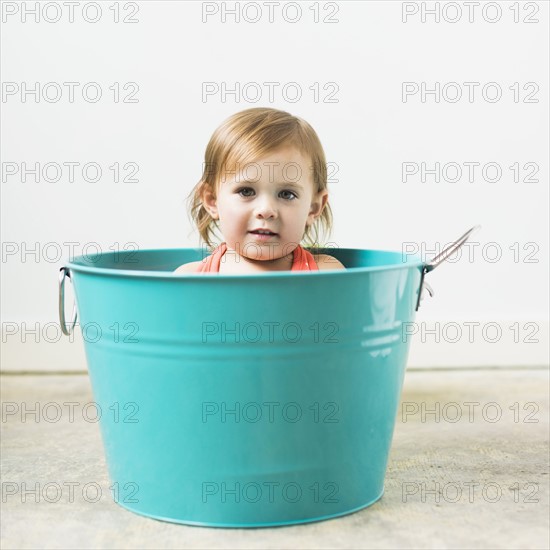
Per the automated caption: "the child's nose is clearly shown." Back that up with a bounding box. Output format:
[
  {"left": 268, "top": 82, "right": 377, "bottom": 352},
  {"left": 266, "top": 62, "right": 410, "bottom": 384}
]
[{"left": 254, "top": 197, "right": 278, "bottom": 218}]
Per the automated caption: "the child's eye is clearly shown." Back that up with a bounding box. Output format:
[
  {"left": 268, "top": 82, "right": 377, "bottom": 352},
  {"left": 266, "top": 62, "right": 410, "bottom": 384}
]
[
  {"left": 237, "top": 187, "right": 255, "bottom": 197},
  {"left": 280, "top": 190, "right": 297, "bottom": 200}
]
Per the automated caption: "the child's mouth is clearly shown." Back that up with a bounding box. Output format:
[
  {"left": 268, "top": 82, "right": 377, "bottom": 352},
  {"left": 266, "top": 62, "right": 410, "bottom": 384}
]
[{"left": 249, "top": 230, "right": 278, "bottom": 239}]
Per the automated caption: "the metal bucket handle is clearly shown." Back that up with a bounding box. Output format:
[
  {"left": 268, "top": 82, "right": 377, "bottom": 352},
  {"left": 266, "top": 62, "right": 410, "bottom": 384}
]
[
  {"left": 59, "top": 267, "right": 77, "bottom": 336},
  {"left": 416, "top": 225, "right": 481, "bottom": 311}
]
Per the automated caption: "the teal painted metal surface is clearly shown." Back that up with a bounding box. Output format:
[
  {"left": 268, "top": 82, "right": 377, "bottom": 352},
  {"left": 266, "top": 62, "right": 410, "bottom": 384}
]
[{"left": 64, "top": 247, "right": 424, "bottom": 527}]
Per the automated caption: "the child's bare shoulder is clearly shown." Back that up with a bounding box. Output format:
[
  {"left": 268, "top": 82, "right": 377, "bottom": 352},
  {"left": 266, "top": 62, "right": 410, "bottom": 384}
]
[
  {"left": 314, "top": 253, "right": 346, "bottom": 271},
  {"left": 174, "top": 261, "right": 202, "bottom": 274}
]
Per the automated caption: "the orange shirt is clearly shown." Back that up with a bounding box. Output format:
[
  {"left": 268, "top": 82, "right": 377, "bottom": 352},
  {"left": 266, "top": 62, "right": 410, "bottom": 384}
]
[{"left": 196, "top": 242, "right": 319, "bottom": 273}]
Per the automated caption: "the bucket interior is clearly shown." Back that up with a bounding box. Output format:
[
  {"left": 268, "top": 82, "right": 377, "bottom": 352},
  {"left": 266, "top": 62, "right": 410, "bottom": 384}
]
[{"left": 68, "top": 247, "right": 422, "bottom": 274}]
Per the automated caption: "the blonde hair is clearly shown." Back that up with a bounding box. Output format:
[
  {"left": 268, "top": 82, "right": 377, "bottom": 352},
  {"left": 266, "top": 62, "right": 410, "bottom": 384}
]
[{"left": 186, "top": 107, "right": 334, "bottom": 250}]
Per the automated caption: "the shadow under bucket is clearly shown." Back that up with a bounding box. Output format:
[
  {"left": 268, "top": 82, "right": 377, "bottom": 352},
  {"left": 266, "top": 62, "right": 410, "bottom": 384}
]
[{"left": 58, "top": 228, "right": 478, "bottom": 527}]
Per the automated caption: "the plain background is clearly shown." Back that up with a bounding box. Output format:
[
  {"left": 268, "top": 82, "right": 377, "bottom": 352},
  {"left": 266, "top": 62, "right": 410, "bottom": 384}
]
[{"left": 1, "top": 0, "right": 548, "bottom": 370}]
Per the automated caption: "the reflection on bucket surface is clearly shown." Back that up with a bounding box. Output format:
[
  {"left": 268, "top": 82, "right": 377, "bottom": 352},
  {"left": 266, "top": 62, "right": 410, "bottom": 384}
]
[{"left": 59, "top": 229, "right": 478, "bottom": 527}]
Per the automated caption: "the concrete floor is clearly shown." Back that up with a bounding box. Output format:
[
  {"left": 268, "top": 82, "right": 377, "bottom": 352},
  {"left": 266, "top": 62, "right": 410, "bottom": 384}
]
[{"left": 1, "top": 368, "right": 548, "bottom": 549}]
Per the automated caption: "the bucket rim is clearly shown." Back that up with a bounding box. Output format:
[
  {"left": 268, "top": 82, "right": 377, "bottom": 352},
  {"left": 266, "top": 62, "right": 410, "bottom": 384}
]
[{"left": 64, "top": 247, "right": 426, "bottom": 279}]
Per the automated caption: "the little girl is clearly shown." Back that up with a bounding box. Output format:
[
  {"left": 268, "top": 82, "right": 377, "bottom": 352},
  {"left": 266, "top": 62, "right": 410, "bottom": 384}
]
[{"left": 175, "top": 107, "right": 345, "bottom": 274}]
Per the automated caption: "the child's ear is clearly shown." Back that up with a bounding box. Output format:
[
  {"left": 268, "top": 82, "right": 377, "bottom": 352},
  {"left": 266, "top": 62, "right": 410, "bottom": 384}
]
[
  {"left": 201, "top": 183, "right": 219, "bottom": 220},
  {"left": 307, "top": 190, "right": 329, "bottom": 225}
]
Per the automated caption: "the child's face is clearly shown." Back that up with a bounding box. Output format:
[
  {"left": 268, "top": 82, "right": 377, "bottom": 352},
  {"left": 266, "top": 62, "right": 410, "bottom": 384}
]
[{"left": 203, "top": 147, "right": 328, "bottom": 264}]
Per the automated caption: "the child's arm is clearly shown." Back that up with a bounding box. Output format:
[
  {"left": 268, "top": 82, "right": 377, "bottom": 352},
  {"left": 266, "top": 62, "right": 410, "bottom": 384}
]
[
  {"left": 316, "top": 254, "right": 346, "bottom": 270},
  {"left": 174, "top": 261, "right": 201, "bottom": 274}
]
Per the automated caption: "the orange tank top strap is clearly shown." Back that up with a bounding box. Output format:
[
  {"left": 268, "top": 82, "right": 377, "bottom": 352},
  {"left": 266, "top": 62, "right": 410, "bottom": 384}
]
[
  {"left": 292, "top": 245, "right": 319, "bottom": 271},
  {"left": 196, "top": 242, "right": 228, "bottom": 273},
  {"left": 197, "top": 243, "right": 318, "bottom": 272}
]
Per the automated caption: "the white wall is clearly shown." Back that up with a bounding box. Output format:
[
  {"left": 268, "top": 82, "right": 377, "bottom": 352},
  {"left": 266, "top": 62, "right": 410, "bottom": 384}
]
[{"left": 1, "top": 1, "right": 548, "bottom": 371}]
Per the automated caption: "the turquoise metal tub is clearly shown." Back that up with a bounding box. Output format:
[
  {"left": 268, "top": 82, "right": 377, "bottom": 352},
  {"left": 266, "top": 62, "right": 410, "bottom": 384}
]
[{"left": 58, "top": 227, "right": 478, "bottom": 527}]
